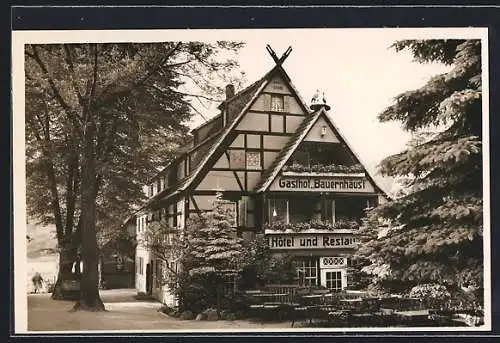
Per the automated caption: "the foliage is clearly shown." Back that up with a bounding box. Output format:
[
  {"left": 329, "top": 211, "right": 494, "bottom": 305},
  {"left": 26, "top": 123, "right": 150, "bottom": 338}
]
[
  {"left": 358, "top": 40, "right": 483, "bottom": 296},
  {"left": 263, "top": 219, "right": 359, "bottom": 233},
  {"left": 348, "top": 209, "right": 382, "bottom": 290},
  {"left": 409, "top": 283, "right": 451, "bottom": 299},
  {"left": 185, "top": 195, "right": 245, "bottom": 275},
  {"left": 239, "top": 236, "right": 298, "bottom": 288},
  {"left": 142, "top": 194, "right": 246, "bottom": 312},
  {"left": 283, "top": 163, "right": 364, "bottom": 174}
]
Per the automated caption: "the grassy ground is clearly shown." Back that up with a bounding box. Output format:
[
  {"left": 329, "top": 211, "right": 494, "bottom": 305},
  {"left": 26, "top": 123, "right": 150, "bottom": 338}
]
[{"left": 27, "top": 289, "right": 292, "bottom": 332}]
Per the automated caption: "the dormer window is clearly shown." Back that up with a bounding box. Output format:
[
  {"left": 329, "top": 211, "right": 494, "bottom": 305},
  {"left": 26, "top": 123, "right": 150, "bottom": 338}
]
[{"left": 271, "top": 94, "right": 284, "bottom": 112}]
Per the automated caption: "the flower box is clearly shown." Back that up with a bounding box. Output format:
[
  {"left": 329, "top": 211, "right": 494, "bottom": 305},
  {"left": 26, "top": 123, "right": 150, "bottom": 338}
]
[
  {"left": 282, "top": 163, "right": 365, "bottom": 174},
  {"left": 281, "top": 171, "right": 366, "bottom": 177}
]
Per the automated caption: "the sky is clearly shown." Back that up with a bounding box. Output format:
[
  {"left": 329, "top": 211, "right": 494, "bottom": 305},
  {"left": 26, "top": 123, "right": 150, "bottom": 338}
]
[
  {"left": 183, "top": 29, "right": 457, "bottom": 193},
  {"left": 14, "top": 27, "right": 485, "bottom": 193}
]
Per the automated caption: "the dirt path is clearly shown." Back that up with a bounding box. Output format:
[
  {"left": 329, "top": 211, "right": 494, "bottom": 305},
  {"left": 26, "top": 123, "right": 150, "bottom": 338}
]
[{"left": 27, "top": 289, "right": 292, "bottom": 332}]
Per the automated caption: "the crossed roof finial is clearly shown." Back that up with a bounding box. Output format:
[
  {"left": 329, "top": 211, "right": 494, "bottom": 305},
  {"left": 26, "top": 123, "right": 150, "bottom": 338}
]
[{"left": 266, "top": 44, "right": 293, "bottom": 66}]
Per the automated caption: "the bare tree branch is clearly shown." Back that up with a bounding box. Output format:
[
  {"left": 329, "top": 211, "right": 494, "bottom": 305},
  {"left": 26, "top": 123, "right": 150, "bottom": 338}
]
[{"left": 63, "top": 44, "right": 85, "bottom": 107}]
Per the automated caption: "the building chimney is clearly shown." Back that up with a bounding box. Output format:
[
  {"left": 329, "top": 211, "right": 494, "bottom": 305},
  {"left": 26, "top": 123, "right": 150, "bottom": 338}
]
[{"left": 225, "top": 84, "right": 235, "bottom": 100}]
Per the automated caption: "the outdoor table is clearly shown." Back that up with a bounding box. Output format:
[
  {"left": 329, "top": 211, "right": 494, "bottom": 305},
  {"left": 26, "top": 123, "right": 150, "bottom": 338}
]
[
  {"left": 301, "top": 294, "right": 329, "bottom": 298},
  {"left": 252, "top": 293, "right": 289, "bottom": 297},
  {"left": 245, "top": 290, "right": 262, "bottom": 294},
  {"left": 394, "top": 309, "right": 430, "bottom": 318},
  {"left": 340, "top": 298, "right": 363, "bottom": 302}
]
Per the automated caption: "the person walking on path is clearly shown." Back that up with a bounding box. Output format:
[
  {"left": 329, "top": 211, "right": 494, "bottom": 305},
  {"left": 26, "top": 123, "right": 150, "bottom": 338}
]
[{"left": 31, "top": 272, "right": 43, "bottom": 294}]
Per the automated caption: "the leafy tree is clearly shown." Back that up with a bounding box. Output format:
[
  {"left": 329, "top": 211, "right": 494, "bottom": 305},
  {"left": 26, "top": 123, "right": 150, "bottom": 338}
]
[
  {"left": 24, "top": 42, "right": 245, "bottom": 310},
  {"left": 142, "top": 194, "right": 245, "bottom": 313},
  {"left": 356, "top": 40, "right": 483, "bottom": 299}
]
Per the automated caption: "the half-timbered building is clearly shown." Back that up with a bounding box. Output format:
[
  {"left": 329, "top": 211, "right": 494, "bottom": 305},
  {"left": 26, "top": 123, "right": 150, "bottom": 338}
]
[{"left": 134, "top": 47, "right": 388, "bottom": 305}]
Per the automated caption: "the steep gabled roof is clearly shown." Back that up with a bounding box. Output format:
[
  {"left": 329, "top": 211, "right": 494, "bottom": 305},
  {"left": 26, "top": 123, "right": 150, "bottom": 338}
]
[
  {"left": 256, "top": 107, "right": 388, "bottom": 196},
  {"left": 145, "top": 64, "right": 311, "bottom": 206},
  {"left": 255, "top": 109, "right": 323, "bottom": 192}
]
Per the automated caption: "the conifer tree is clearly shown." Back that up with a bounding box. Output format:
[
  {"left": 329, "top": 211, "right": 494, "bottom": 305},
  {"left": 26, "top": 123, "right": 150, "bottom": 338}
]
[
  {"left": 187, "top": 194, "right": 244, "bottom": 276},
  {"left": 180, "top": 194, "right": 244, "bottom": 311},
  {"left": 357, "top": 40, "right": 483, "bottom": 297}
]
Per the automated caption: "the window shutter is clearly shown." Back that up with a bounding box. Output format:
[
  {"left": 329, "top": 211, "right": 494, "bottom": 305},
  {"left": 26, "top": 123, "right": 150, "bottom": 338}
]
[
  {"left": 239, "top": 197, "right": 248, "bottom": 227},
  {"left": 284, "top": 95, "right": 291, "bottom": 113},
  {"left": 263, "top": 94, "right": 271, "bottom": 111},
  {"left": 342, "top": 270, "right": 348, "bottom": 289}
]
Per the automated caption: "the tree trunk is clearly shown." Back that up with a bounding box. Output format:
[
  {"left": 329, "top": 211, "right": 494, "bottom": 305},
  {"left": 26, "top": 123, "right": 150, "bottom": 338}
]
[
  {"left": 73, "top": 121, "right": 105, "bottom": 311},
  {"left": 51, "top": 240, "right": 77, "bottom": 299},
  {"left": 98, "top": 255, "right": 103, "bottom": 289}
]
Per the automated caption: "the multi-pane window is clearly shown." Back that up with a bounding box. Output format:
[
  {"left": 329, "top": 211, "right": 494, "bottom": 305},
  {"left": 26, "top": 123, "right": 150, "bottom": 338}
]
[
  {"left": 296, "top": 258, "right": 318, "bottom": 287},
  {"left": 271, "top": 95, "right": 284, "bottom": 112},
  {"left": 325, "top": 271, "right": 343, "bottom": 292},
  {"left": 246, "top": 151, "right": 261, "bottom": 170},
  {"left": 267, "top": 197, "right": 340, "bottom": 225}
]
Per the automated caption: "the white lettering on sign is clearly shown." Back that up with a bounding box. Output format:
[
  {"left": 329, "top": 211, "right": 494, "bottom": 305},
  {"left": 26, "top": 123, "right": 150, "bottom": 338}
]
[
  {"left": 270, "top": 176, "right": 374, "bottom": 193},
  {"left": 268, "top": 235, "right": 356, "bottom": 250}
]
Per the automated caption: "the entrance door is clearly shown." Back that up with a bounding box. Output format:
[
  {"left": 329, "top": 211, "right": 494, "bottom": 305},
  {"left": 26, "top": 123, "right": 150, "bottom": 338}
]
[
  {"left": 320, "top": 269, "right": 346, "bottom": 292},
  {"left": 146, "top": 263, "right": 153, "bottom": 295}
]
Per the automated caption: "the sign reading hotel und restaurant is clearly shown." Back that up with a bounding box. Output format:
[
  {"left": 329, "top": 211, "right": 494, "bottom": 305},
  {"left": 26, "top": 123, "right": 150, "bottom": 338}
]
[
  {"left": 269, "top": 175, "right": 375, "bottom": 193},
  {"left": 268, "top": 234, "right": 357, "bottom": 250}
]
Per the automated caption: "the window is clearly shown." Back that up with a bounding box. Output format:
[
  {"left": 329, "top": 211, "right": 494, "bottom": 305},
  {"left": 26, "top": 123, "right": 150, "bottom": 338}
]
[
  {"left": 292, "top": 151, "right": 310, "bottom": 167},
  {"left": 321, "top": 198, "right": 335, "bottom": 224},
  {"left": 325, "top": 271, "right": 343, "bottom": 292},
  {"left": 267, "top": 196, "right": 340, "bottom": 225},
  {"left": 268, "top": 198, "right": 288, "bottom": 224},
  {"left": 176, "top": 201, "right": 184, "bottom": 230},
  {"left": 246, "top": 151, "right": 261, "bottom": 170},
  {"left": 229, "top": 150, "right": 246, "bottom": 168},
  {"left": 335, "top": 198, "right": 367, "bottom": 223},
  {"left": 289, "top": 197, "right": 317, "bottom": 224},
  {"left": 271, "top": 95, "right": 284, "bottom": 112},
  {"left": 149, "top": 184, "right": 154, "bottom": 197},
  {"left": 137, "top": 257, "right": 144, "bottom": 275},
  {"left": 296, "top": 258, "right": 318, "bottom": 287}
]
